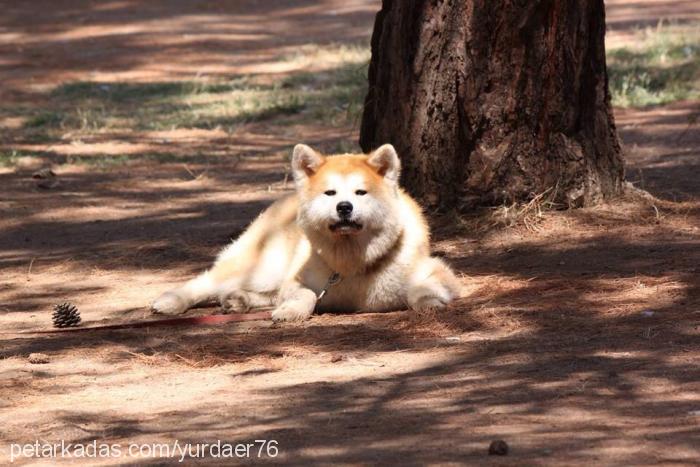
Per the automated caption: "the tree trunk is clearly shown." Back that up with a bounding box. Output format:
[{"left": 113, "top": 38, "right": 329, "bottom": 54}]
[{"left": 359, "top": 0, "right": 625, "bottom": 209}]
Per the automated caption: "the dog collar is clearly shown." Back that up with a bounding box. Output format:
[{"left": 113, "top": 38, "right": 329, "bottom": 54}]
[{"left": 317, "top": 272, "right": 341, "bottom": 300}]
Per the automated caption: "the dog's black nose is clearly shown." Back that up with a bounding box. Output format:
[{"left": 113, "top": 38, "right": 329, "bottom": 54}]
[{"left": 336, "top": 201, "right": 353, "bottom": 217}]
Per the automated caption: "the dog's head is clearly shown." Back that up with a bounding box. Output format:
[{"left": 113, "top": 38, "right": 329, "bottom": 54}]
[{"left": 291, "top": 144, "right": 402, "bottom": 244}]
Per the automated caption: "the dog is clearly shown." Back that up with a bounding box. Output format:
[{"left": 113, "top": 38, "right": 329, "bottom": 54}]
[{"left": 151, "top": 143, "right": 460, "bottom": 321}]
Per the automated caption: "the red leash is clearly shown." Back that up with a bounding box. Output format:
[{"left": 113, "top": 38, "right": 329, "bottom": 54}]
[{"left": 11, "top": 310, "right": 272, "bottom": 335}]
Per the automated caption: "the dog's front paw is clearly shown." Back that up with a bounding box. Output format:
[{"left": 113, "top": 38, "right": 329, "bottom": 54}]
[
  {"left": 410, "top": 294, "right": 449, "bottom": 312},
  {"left": 271, "top": 302, "right": 312, "bottom": 322},
  {"left": 151, "top": 291, "right": 188, "bottom": 315},
  {"left": 219, "top": 291, "right": 250, "bottom": 314}
]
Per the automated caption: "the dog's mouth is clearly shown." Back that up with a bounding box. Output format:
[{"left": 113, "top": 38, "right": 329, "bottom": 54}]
[{"left": 329, "top": 219, "right": 363, "bottom": 234}]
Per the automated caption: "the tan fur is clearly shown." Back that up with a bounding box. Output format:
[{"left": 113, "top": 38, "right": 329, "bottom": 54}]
[{"left": 151, "top": 144, "right": 461, "bottom": 321}]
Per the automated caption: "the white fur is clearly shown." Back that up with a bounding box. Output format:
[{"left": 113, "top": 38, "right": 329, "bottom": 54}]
[{"left": 151, "top": 144, "right": 461, "bottom": 321}]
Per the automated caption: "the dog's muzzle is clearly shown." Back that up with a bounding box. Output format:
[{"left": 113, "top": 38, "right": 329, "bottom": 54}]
[{"left": 329, "top": 219, "right": 363, "bottom": 233}]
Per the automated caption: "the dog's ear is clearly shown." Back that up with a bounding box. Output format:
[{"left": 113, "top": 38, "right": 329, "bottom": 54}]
[
  {"left": 291, "top": 144, "right": 324, "bottom": 185},
  {"left": 367, "top": 144, "right": 401, "bottom": 183}
]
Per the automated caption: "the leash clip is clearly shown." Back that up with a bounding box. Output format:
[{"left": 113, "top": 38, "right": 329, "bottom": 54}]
[{"left": 317, "top": 272, "right": 341, "bottom": 300}]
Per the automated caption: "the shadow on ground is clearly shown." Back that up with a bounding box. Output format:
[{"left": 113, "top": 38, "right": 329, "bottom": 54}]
[{"left": 0, "top": 0, "right": 699, "bottom": 464}]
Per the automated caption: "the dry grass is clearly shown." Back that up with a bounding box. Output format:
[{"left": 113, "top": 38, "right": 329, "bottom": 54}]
[
  {"left": 608, "top": 22, "right": 700, "bottom": 107},
  {"left": 488, "top": 186, "right": 562, "bottom": 232},
  {"left": 1, "top": 43, "right": 370, "bottom": 167}
]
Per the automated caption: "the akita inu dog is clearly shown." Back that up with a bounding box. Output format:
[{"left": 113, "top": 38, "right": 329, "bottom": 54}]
[{"left": 151, "top": 144, "right": 460, "bottom": 321}]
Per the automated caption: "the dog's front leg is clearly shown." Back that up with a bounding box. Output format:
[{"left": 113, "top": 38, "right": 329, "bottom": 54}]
[{"left": 271, "top": 283, "right": 317, "bottom": 322}]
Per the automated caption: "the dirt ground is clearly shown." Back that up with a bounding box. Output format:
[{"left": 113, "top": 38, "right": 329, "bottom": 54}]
[{"left": 1, "top": 0, "right": 699, "bottom": 465}]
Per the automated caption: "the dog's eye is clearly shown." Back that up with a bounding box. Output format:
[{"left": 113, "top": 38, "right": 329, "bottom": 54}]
[
  {"left": 355, "top": 190, "right": 367, "bottom": 196},
  {"left": 324, "top": 190, "right": 336, "bottom": 196}
]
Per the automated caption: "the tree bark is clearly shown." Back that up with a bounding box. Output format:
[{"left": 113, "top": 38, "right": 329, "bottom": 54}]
[{"left": 360, "top": 0, "right": 625, "bottom": 208}]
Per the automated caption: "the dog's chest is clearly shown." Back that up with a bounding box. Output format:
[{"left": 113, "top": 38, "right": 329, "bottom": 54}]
[{"left": 312, "top": 261, "right": 408, "bottom": 312}]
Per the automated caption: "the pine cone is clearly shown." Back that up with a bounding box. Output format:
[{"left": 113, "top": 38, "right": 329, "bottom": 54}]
[{"left": 52, "top": 302, "right": 81, "bottom": 328}]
